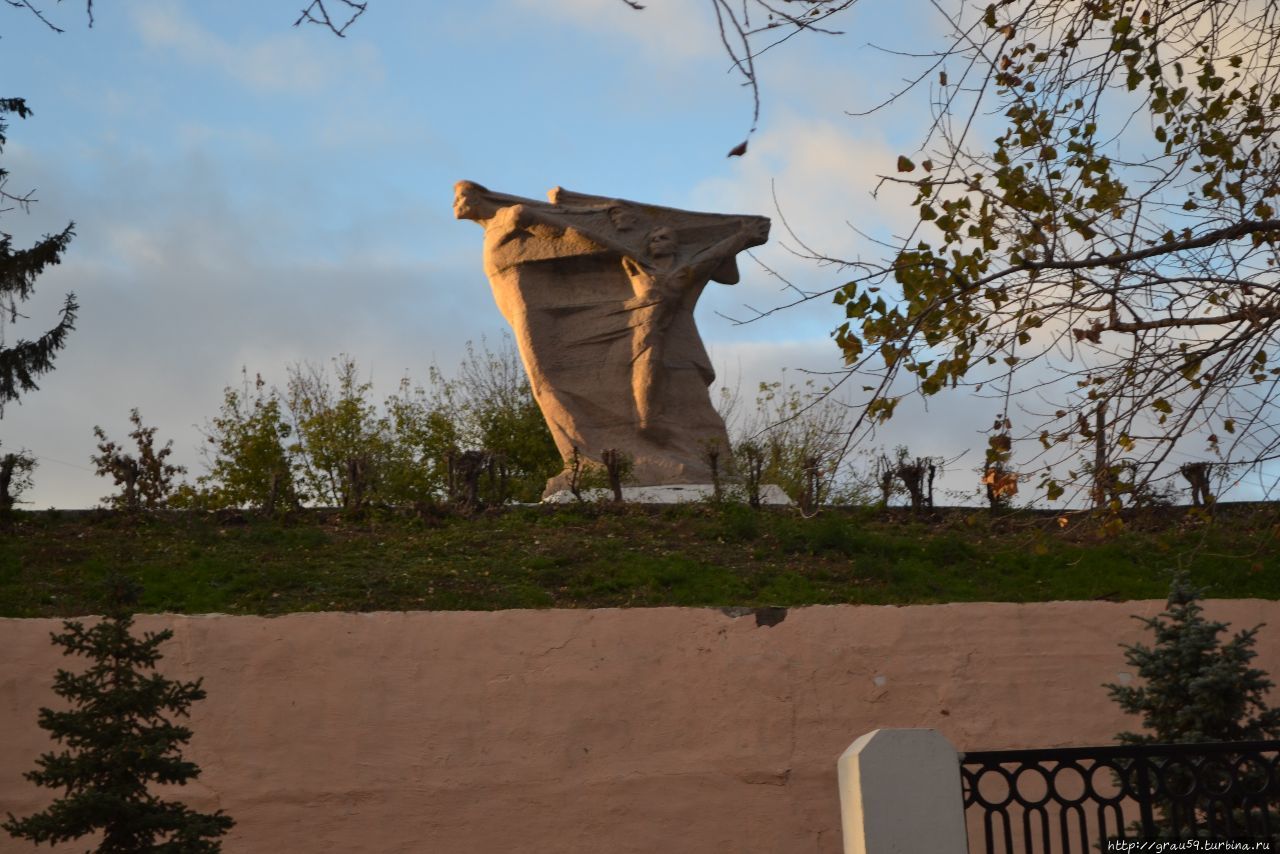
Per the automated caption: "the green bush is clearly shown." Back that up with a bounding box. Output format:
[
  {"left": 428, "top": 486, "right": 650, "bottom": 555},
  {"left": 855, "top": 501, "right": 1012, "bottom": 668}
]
[
  {"left": 727, "top": 377, "right": 855, "bottom": 507},
  {"left": 192, "top": 370, "right": 299, "bottom": 513},
  {"left": 90, "top": 409, "right": 186, "bottom": 511},
  {"left": 715, "top": 502, "right": 761, "bottom": 543},
  {"left": 430, "top": 338, "right": 560, "bottom": 503},
  {"left": 186, "top": 337, "right": 562, "bottom": 511},
  {"left": 286, "top": 355, "right": 389, "bottom": 511}
]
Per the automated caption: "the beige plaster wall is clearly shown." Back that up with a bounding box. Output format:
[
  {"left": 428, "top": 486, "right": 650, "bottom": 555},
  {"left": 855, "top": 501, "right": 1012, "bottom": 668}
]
[{"left": 2, "top": 601, "right": 1278, "bottom": 853}]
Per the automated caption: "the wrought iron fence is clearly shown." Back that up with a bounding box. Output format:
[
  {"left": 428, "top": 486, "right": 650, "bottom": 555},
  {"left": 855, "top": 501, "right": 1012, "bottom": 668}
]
[{"left": 961, "top": 740, "right": 1280, "bottom": 853}]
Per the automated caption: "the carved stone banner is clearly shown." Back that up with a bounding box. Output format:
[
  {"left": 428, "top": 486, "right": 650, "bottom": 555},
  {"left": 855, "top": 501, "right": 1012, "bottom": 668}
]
[{"left": 454, "top": 181, "right": 770, "bottom": 497}]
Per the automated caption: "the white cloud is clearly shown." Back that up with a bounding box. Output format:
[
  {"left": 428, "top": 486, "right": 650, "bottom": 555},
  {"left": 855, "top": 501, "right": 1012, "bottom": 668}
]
[
  {"left": 684, "top": 111, "right": 918, "bottom": 361},
  {"left": 693, "top": 112, "right": 915, "bottom": 262},
  {"left": 506, "top": 0, "right": 720, "bottom": 61},
  {"left": 130, "top": 0, "right": 383, "bottom": 95},
  {"left": 103, "top": 224, "right": 166, "bottom": 269}
]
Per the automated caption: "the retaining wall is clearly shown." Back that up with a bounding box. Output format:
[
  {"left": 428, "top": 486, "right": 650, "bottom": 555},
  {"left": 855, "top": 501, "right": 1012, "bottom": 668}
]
[{"left": 3, "top": 600, "right": 1279, "bottom": 853}]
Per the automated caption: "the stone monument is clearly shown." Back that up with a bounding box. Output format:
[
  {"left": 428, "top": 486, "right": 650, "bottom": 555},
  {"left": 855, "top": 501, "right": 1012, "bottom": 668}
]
[{"left": 454, "top": 180, "right": 770, "bottom": 498}]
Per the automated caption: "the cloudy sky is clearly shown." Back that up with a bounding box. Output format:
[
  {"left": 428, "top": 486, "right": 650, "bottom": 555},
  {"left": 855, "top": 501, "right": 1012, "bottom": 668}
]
[{"left": 3, "top": 0, "right": 1255, "bottom": 508}]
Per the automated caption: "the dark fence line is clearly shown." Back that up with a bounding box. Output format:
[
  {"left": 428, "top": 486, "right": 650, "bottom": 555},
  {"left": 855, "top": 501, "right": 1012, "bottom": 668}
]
[{"left": 961, "top": 740, "right": 1280, "bottom": 854}]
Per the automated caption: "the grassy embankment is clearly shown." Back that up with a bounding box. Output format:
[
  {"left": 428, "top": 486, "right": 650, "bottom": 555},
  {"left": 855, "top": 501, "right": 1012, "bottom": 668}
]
[{"left": 1, "top": 502, "right": 1276, "bottom": 617}]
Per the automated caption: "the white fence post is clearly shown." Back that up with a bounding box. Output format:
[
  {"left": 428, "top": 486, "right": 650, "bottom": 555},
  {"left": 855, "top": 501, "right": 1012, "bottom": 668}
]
[{"left": 837, "top": 728, "right": 968, "bottom": 854}]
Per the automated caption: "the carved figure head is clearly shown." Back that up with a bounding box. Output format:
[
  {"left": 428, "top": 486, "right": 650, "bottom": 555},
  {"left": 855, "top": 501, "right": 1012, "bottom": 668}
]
[
  {"left": 608, "top": 206, "right": 638, "bottom": 232},
  {"left": 453, "top": 180, "right": 490, "bottom": 222},
  {"left": 647, "top": 226, "right": 678, "bottom": 259}
]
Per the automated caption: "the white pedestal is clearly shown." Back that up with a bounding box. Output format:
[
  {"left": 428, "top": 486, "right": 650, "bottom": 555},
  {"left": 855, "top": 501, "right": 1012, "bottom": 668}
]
[{"left": 541, "top": 483, "right": 792, "bottom": 505}]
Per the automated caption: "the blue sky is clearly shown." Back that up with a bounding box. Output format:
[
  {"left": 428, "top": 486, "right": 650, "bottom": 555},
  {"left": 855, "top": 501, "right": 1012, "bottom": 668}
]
[{"left": 8, "top": 0, "right": 1209, "bottom": 508}]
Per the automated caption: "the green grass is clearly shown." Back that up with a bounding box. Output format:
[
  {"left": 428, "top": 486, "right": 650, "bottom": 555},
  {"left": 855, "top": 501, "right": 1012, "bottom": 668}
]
[{"left": 1, "top": 502, "right": 1277, "bottom": 616}]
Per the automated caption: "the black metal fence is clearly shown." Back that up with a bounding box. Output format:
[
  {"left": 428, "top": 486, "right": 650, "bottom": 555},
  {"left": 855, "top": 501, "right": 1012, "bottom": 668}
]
[{"left": 961, "top": 740, "right": 1280, "bottom": 853}]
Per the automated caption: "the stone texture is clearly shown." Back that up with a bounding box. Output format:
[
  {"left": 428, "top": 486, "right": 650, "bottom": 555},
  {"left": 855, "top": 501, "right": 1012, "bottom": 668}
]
[
  {"left": 454, "top": 181, "right": 769, "bottom": 497},
  {"left": 4, "top": 601, "right": 1280, "bottom": 853}
]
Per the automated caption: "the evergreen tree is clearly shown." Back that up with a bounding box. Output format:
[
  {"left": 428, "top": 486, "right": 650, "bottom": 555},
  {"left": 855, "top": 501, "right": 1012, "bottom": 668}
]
[
  {"left": 1106, "top": 572, "right": 1280, "bottom": 840},
  {"left": 2, "top": 581, "right": 234, "bottom": 851},
  {"left": 1106, "top": 572, "right": 1280, "bottom": 745},
  {"left": 0, "top": 97, "right": 77, "bottom": 417}
]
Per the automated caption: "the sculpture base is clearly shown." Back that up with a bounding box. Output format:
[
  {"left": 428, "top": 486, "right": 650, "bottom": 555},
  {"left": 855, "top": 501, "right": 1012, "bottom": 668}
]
[{"left": 541, "top": 484, "right": 792, "bottom": 505}]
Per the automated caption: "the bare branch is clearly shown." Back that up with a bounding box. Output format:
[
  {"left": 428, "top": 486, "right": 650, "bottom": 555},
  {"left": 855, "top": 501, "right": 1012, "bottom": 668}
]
[
  {"left": 293, "top": 0, "right": 367, "bottom": 38},
  {"left": 5, "top": 0, "right": 65, "bottom": 33}
]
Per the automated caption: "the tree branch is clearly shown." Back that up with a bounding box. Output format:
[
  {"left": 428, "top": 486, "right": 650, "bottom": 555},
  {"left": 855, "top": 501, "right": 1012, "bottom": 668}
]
[
  {"left": 964, "top": 219, "right": 1280, "bottom": 293},
  {"left": 1108, "top": 305, "right": 1280, "bottom": 334},
  {"left": 293, "top": 0, "right": 367, "bottom": 37},
  {"left": 4, "top": 0, "right": 65, "bottom": 33}
]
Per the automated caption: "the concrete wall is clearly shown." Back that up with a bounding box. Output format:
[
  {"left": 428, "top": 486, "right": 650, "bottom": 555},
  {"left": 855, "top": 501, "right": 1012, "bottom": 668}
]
[{"left": 2, "top": 601, "right": 1278, "bottom": 853}]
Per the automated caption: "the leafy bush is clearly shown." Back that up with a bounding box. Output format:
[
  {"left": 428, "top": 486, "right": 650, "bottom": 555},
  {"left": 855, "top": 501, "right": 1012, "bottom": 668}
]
[
  {"left": 91, "top": 409, "right": 186, "bottom": 511},
  {"left": 183, "top": 336, "right": 559, "bottom": 511},
  {"left": 714, "top": 502, "right": 760, "bottom": 542},
  {"left": 429, "top": 337, "right": 560, "bottom": 503},
  {"left": 725, "top": 377, "right": 862, "bottom": 507},
  {"left": 193, "top": 370, "right": 299, "bottom": 513},
  {"left": 285, "top": 355, "right": 388, "bottom": 512},
  {"left": 380, "top": 375, "right": 459, "bottom": 506}
]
